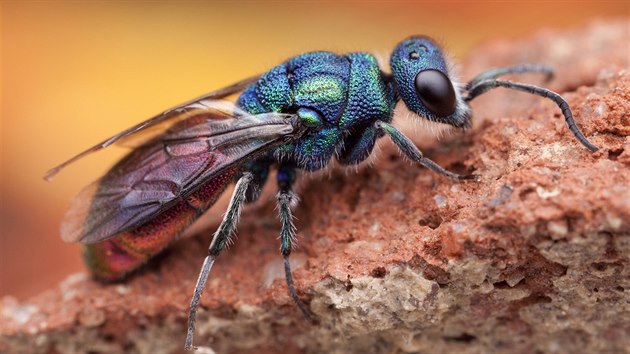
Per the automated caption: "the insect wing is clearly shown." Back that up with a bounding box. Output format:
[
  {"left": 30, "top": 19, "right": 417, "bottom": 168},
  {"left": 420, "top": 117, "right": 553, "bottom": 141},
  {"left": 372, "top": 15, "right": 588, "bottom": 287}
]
[
  {"left": 61, "top": 103, "right": 298, "bottom": 244},
  {"left": 44, "top": 75, "right": 260, "bottom": 181}
]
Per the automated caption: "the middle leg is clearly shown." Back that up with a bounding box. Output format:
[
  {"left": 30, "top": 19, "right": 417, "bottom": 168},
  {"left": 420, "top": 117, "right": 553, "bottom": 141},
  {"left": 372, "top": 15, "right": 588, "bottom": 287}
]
[{"left": 276, "top": 164, "right": 312, "bottom": 320}]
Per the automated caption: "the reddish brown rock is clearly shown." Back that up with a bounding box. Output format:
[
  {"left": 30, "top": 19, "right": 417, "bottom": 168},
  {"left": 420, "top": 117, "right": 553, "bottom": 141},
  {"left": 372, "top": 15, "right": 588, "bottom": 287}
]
[{"left": 1, "top": 19, "right": 628, "bottom": 354}]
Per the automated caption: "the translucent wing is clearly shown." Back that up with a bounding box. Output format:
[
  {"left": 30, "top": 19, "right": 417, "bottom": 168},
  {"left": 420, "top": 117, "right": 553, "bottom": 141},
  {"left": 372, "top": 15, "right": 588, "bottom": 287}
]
[
  {"left": 44, "top": 75, "right": 260, "bottom": 181},
  {"left": 61, "top": 102, "right": 299, "bottom": 244}
]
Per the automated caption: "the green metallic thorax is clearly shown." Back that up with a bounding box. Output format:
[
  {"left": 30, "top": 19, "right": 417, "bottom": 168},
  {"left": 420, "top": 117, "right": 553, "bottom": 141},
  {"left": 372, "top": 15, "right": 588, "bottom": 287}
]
[{"left": 237, "top": 51, "right": 396, "bottom": 171}]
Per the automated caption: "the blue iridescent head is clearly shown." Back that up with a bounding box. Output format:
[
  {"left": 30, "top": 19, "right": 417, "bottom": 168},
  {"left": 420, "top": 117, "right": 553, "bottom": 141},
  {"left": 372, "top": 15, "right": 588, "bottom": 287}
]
[{"left": 391, "top": 36, "right": 470, "bottom": 128}]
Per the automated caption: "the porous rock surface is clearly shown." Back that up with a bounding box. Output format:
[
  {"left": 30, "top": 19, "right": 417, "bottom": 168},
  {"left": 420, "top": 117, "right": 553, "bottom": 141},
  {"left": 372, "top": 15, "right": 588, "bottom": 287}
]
[{"left": 1, "top": 19, "right": 628, "bottom": 354}]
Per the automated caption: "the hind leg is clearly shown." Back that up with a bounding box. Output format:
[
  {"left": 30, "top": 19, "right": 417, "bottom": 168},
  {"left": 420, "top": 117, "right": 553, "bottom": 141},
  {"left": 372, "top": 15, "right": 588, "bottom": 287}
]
[{"left": 185, "top": 172, "right": 253, "bottom": 350}]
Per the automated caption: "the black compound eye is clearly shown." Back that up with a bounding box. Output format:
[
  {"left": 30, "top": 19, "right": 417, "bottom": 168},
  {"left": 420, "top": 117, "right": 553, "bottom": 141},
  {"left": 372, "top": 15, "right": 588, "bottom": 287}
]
[{"left": 414, "top": 70, "right": 456, "bottom": 117}]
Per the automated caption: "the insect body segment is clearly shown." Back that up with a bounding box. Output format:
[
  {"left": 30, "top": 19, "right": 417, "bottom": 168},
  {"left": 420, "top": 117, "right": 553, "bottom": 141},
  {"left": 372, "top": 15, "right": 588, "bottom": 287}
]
[
  {"left": 58, "top": 106, "right": 301, "bottom": 281},
  {"left": 391, "top": 37, "right": 470, "bottom": 127},
  {"left": 237, "top": 51, "right": 396, "bottom": 172},
  {"left": 83, "top": 168, "right": 238, "bottom": 280},
  {"left": 46, "top": 36, "right": 599, "bottom": 351}
]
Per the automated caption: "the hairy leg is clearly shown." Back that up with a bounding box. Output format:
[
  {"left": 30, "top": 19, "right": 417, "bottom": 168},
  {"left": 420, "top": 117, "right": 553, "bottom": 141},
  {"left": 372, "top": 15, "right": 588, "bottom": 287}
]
[
  {"left": 376, "top": 121, "right": 478, "bottom": 181},
  {"left": 277, "top": 165, "right": 312, "bottom": 320},
  {"left": 185, "top": 172, "right": 253, "bottom": 350}
]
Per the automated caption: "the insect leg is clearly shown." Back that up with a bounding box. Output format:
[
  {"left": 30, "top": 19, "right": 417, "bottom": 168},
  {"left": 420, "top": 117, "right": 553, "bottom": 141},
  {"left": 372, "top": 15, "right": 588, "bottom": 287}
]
[
  {"left": 277, "top": 165, "right": 312, "bottom": 320},
  {"left": 464, "top": 79, "right": 598, "bottom": 152},
  {"left": 185, "top": 172, "right": 253, "bottom": 351},
  {"left": 375, "top": 121, "right": 478, "bottom": 181},
  {"left": 244, "top": 157, "right": 273, "bottom": 203},
  {"left": 466, "top": 64, "right": 553, "bottom": 90}
]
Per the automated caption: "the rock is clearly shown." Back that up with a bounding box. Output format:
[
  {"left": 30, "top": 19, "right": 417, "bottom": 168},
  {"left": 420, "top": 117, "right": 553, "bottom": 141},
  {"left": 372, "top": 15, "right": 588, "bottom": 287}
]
[{"left": 1, "top": 19, "right": 628, "bottom": 354}]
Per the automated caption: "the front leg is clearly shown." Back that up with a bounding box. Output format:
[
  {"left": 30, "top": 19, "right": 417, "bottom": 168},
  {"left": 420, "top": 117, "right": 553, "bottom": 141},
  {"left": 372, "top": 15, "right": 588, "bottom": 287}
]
[
  {"left": 277, "top": 164, "right": 312, "bottom": 320},
  {"left": 375, "top": 121, "right": 478, "bottom": 181}
]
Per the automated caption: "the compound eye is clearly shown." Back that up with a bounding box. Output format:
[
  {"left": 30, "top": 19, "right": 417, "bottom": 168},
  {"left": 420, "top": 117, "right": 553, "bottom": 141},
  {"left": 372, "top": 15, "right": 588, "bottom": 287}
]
[{"left": 414, "top": 70, "right": 456, "bottom": 117}]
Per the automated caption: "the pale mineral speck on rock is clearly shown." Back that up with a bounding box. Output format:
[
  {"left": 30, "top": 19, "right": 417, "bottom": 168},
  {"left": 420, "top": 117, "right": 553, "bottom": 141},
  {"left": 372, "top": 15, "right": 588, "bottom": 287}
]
[
  {"left": 262, "top": 256, "right": 305, "bottom": 288},
  {"left": 115, "top": 285, "right": 131, "bottom": 295},
  {"left": 78, "top": 307, "right": 106, "bottom": 328},
  {"left": 369, "top": 222, "right": 380, "bottom": 236},
  {"left": 6, "top": 302, "right": 38, "bottom": 325},
  {"left": 433, "top": 194, "right": 447, "bottom": 208},
  {"left": 547, "top": 220, "right": 569, "bottom": 239}
]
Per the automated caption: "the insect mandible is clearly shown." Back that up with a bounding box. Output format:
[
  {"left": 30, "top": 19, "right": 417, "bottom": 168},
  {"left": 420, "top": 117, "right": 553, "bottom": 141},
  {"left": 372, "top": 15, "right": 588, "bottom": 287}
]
[{"left": 45, "top": 36, "right": 598, "bottom": 350}]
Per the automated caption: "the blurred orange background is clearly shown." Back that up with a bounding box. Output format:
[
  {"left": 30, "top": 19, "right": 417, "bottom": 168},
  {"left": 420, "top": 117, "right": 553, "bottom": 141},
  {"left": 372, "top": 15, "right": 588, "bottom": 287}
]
[{"left": 2, "top": 1, "right": 628, "bottom": 300}]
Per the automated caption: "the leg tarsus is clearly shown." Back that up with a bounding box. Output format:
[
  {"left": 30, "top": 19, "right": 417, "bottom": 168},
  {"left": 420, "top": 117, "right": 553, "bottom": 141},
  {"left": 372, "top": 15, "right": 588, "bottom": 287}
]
[
  {"left": 420, "top": 156, "right": 480, "bottom": 181},
  {"left": 283, "top": 253, "right": 312, "bottom": 321},
  {"left": 185, "top": 255, "right": 215, "bottom": 351}
]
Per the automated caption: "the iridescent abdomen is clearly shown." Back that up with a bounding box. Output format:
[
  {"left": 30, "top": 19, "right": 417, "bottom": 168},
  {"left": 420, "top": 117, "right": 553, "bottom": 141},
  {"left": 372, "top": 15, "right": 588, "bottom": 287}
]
[{"left": 83, "top": 168, "right": 237, "bottom": 280}]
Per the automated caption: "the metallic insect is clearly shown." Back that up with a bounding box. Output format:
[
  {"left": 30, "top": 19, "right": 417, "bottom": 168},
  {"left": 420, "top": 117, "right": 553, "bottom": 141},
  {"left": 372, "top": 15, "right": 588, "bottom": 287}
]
[{"left": 46, "top": 36, "right": 598, "bottom": 350}]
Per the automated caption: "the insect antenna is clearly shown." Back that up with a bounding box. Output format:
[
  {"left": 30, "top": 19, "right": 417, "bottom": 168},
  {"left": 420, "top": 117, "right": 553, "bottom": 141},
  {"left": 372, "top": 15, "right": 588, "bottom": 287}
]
[
  {"left": 465, "top": 63, "right": 553, "bottom": 90},
  {"left": 464, "top": 79, "right": 598, "bottom": 152}
]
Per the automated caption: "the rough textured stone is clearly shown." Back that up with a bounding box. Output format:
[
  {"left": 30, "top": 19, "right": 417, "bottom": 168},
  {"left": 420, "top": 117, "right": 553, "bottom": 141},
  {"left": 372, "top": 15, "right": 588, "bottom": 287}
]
[{"left": 1, "top": 19, "right": 628, "bottom": 354}]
